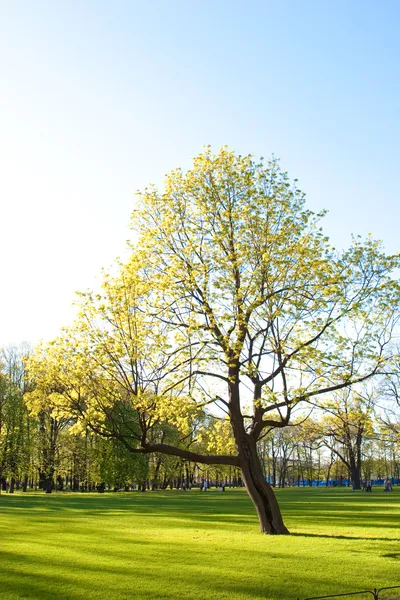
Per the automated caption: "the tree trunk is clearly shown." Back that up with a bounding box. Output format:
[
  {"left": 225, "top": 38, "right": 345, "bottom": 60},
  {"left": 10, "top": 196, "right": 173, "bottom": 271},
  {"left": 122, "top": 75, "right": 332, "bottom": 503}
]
[
  {"left": 349, "top": 447, "right": 361, "bottom": 490},
  {"left": 326, "top": 452, "right": 334, "bottom": 486},
  {"left": 350, "top": 463, "right": 361, "bottom": 489},
  {"left": 44, "top": 474, "right": 54, "bottom": 493},
  {"left": 271, "top": 439, "right": 277, "bottom": 487},
  {"left": 152, "top": 456, "right": 163, "bottom": 490},
  {"left": 238, "top": 433, "right": 289, "bottom": 534},
  {"left": 228, "top": 375, "right": 289, "bottom": 535}
]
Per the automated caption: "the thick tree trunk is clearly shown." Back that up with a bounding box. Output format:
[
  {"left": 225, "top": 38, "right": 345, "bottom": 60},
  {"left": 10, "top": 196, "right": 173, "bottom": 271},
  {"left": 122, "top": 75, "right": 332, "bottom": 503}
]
[
  {"left": 44, "top": 475, "right": 54, "bottom": 494},
  {"left": 238, "top": 434, "right": 289, "bottom": 534},
  {"left": 350, "top": 463, "right": 361, "bottom": 489},
  {"left": 228, "top": 375, "right": 289, "bottom": 535}
]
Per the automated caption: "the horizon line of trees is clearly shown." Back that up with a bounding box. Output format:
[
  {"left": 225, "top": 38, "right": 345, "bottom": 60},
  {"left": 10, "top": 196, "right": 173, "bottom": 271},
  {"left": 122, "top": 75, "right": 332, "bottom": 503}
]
[{"left": 1, "top": 345, "right": 399, "bottom": 494}]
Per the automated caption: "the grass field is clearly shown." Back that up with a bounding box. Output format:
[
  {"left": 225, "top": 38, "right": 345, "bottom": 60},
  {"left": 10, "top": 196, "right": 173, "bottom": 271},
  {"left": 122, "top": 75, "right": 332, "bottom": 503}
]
[{"left": 0, "top": 487, "right": 399, "bottom": 600}]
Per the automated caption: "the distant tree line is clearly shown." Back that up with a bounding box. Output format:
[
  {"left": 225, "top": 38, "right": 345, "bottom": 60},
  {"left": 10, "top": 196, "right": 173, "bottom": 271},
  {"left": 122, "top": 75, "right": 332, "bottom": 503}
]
[
  {"left": 1, "top": 345, "right": 399, "bottom": 495},
  {"left": 259, "top": 421, "right": 400, "bottom": 488},
  {"left": 0, "top": 346, "right": 243, "bottom": 493}
]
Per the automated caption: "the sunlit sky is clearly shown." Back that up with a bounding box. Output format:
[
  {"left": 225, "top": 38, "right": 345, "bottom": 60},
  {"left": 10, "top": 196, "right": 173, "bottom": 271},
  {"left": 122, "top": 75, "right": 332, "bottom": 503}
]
[{"left": 1, "top": 0, "right": 399, "bottom": 348}]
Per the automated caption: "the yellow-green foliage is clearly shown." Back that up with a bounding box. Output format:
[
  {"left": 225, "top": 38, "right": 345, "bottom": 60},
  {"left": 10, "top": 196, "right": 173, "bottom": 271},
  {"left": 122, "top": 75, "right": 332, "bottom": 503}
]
[{"left": 25, "top": 148, "right": 400, "bottom": 452}]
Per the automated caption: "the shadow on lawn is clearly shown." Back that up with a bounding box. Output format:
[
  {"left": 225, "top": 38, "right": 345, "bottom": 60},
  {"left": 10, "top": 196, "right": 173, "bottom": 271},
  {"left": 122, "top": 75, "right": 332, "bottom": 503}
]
[
  {"left": 0, "top": 491, "right": 255, "bottom": 518},
  {"left": 0, "top": 543, "right": 384, "bottom": 600},
  {"left": 0, "top": 545, "right": 288, "bottom": 600},
  {"left": 1, "top": 491, "right": 399, "bottom": 600},
  {"left": 291, "top": 532, "right": 397, "bottom": 542},
  {"left": 1, "top": 489, "right": 399, "bottom": 533}
]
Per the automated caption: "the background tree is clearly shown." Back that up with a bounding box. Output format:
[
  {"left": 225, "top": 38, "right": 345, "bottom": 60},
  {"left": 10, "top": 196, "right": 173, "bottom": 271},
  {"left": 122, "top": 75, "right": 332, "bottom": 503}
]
[
  {"left": 319, "top": 390, "right": 375, "bottom": 489},
  {"left": 0, "top": 346, "right": 34, "bottom": 493}
]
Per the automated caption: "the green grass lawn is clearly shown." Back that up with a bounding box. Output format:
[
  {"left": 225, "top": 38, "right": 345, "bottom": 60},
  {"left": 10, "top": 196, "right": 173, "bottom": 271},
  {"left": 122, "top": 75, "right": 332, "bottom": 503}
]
[{"left": 0, "top": 487, "right": 399, "bottom": 600}]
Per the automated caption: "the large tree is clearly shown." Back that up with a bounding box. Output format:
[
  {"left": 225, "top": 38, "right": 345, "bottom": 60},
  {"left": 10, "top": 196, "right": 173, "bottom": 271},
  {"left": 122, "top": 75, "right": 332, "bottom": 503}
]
[{"left": 27, "top": 148, "right": 400, "bottom": 534}]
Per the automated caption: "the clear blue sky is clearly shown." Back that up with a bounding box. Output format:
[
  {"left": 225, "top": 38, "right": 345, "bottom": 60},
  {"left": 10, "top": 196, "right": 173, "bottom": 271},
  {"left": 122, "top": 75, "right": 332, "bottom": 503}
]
[{"left": 1, "top": 0, "right": 399, "bottom": 347}]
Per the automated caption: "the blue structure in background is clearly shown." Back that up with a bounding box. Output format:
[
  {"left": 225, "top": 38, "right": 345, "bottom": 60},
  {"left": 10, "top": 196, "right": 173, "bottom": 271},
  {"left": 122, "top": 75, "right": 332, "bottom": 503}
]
[{"left": 265, "top": 477, "right": 400, "bottom": 487}]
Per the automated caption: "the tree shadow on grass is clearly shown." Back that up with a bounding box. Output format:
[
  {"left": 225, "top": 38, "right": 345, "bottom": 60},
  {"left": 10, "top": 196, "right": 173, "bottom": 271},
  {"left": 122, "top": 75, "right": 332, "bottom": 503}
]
[
  {"left": 2, "top": 491, "right": 400, "bottom": 538},
  {"left": 291, "top": 532, "right": 398, "bottom": 542},
  {"left": 0, "top": 545, "right": 304, "bottom": 600},
  {"left": 1, "top": 543, "right": 396, "bottom": 600},
  {"left": 0, "top": 492, "right": 259, "bottom": 533}
]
